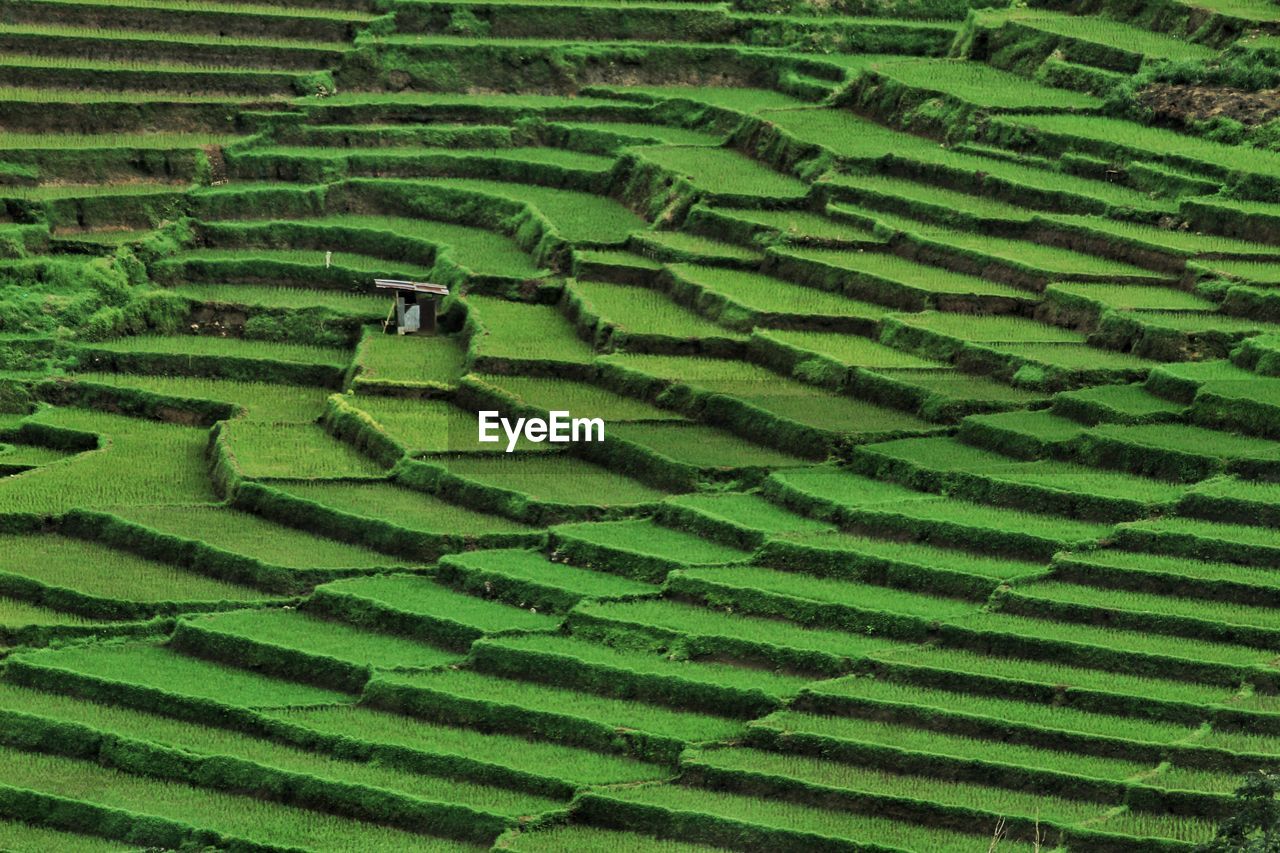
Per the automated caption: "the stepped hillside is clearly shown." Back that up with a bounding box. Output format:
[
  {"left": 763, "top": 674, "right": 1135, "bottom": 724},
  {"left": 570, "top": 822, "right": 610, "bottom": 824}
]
[{"left": 2, "top": 0, "right": 1280, "bottom": 848}]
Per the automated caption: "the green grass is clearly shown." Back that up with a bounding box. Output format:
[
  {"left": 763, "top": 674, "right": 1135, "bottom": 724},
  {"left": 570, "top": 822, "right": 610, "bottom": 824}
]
[
  {"left": 552, "top": 120, "right": 726, "bottom": 146},
  {"left": 476, "top": 633, "right": 811, "bottom": 699},
  {"left": 111, "top": 505, "right": 403, "bottom": 569},
  {"left": 606, "top": 85, "right": 809, "bottom": 112},
  {"left": 552, "top": 519, "right": 750, "bottom": 565},
  {"left": 1093, "top": 808, "right": 1217, "bottom": 844},
  {"left": 465, "top": 295, "right": 596, "bottom": 364},
  {"left": 423, "top": 178, "right": 647, "bottom": 243},
  {"left": 994, "top": 342, "right": 1157, "bottom": 370},
  {"left": 574, "top": 598, "right": 905, "bottom": 663},
  {"left": 691, "top": 746, "right": 1108, "bottom": 825},
  {"left": 776, "top": 529, "right": 1047, "bottom": 582},
  {"left": 858, "top": 495, "right": 1116, "bottom": 543},
  {"left": 872, "top": 368, "right": 1049, "bottom": 404},
  {"left": 869, "top": 58, "right": 1103, "bottom": 110},
  {"left": 609, "top": 422, "right": 809, "bottom": 468},
  {"left": 318, "top": 574, "right": 562, "bottom": 635},
  {"left": 440, "top": 549, "right": 658, "bottom": 602},
  {"left": 635, "top": 230, "right": 764, "bottom": 262},
  {"left": 758, "top": 710, "right": 1150, "bottom": 781},
  {"left": 376, "top": 669, "right": 744, "bottom": 745},
  {"left": 828, "top": 173, "right": 1038, "bottom": 222},
  {"left": 703, "top": 206, "right": 882, "bottom": 241},
  {"left": 169, "top": 248, "right": 435, "bottom": 278},
  {"left": 1013, "top": 580, "right": 1280, "bottom": 632},
  {"left": 0, "top": 744, "right": 475, "bottom": 851},
  {"left": 273, "top": 481, "right": 536, "bottom": 534},
  {"left": 1046, "top": 214, "right": 1279, "bottom": 256},
  {"left": 349, "top": 396, "right": 526, "bottom": 454},
  {"left": 0, "top": 596, "right": 100, "bottom": 629},
  {"left": 873, "top": 644, "right": 1236, "bottom": 706},
  {"left": 0, "top": 131, "right": 245, "bottom": 150},
  {"left": 593, "top": 782, "right": 1043, "bottom": 852},
  {"left": 569, "top": 280, "right": 745, "bottom": 340},
  {"left": 1089, "top": 422, "right": 1280, "bottom": 459},
  {"left": 220, "top": 421, "right": 387, "bottom": 479},
  {"left": 354, "top": 331, "right": 467, "bottom": 387},
  {"left": 670, "top": 264, "right": 891, "bottom": 321},
  {"left": 777, "top": 247, "right": 1028, "bottom": 297},
  {"left": 1008, "top": 11, "right": 1217, "bottom": 61},
  {"left": 272, "top": 704, "right": 666, "bottom": 787},
  {"left": 810, "top": 675, "right": 1195, "bottom": 743},
  {"left": 1048, "top": 282, "right": 1215, "bottom": 311},
  {"left": 1058, "top": 547, "right": 1280, "bottom": 591},
  {"left": 767, "top": 465, "right": 939, "bottom": 508},
  {"left": 500, "top": 825, "right": 727, "bottom": 852},
  {"left": 176, "top": 284, "right": 387, "bottom": 316},
  {"left": 677, "top": 565, "right": 979, "bottom": 621},
  {"left": 16, "top": 641, "right": 350, "bottom": 707},
  {"left": 472, "top": 374, "right": 682, "bottom": 421},
  {"left": 442, "top": 454, "right": 671, "bottom": 506},
  {"left": 0, "top": 683, "right": 557, "bottom": 817},
  {"left": 0, "top": 817, "right": 133, "bottom": 852},
  {"left": 0, "top": 409, "right": 217, "bottom": 515},
  {"left": 1123, "top": 516, "right": 1280, "bottom": 550},
  {"left": 635, "top": 146, "right": 809, "bottom": 198},
  {"left": 1053, "top": 383, "right": 1186, "bottom": 420},
  {"left": 663, "top": 492, "right": 835, "bottom": 535},
  {"left": 759, "top": 329, "right": 937, "bottom": 367},
  {"left": 65, "top": 373, "right": 328, "bottom": 422},
  {"left": 184, "top": 608, "right": 462, "bottom": 670},
  {"left": 0, "top": 533, "right": 264, "bottom": 604}
]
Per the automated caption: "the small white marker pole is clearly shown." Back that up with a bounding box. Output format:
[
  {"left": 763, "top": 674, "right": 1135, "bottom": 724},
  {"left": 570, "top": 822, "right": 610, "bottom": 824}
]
[{"left": 325, "top": 251, "right": 332, "bottom": 268}]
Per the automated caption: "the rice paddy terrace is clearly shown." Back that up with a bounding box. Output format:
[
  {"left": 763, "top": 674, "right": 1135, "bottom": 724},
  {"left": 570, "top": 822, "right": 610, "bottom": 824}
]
[{"left": 2, "top": 0, "right": 1280, "bottom": 848}]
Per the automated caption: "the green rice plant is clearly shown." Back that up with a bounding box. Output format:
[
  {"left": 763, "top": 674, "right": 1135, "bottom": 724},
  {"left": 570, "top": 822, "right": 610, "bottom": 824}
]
[
  {"left": 757, "top": 107, "right": 941, "bottom": 160},
  {"left": 180, "top": 608, "right": 461, "bottom": 673},
  {"left": 586, "top": 782, "right": 1043, "bottom": 852},
  {"left": 552, "top": 120, "right": 726, "bottom": 146},
  {"left": 633, "top": 230, "right": 764, "bottom": 263},
  {"left": 888, "top": 311, "right": 1084, "bottom": 343},
  {"left": 0, "top": 131, "right": 245, "bottom": 149},
  {"left": 771, "top": 529, "right": 1047, "bottom": 583},
  {"left": 372, "top": 669, "right": 744, "bottom": 746},
  {"left": 219, "top": 421, "right": 387, "bottom": 479},
  {"left": 669, "top": 263, "right": 892, "bottom": 323},
  {"left": 0, "top": 818, "right": 132, "bottom": 852},
  {"left": 702, "top": 206, "right": 881, "bottom": 242},
  {"left": 1052, "top": 383, "right": 1186, "bottom": 424},
  {"left": 14, "top": 640, "right": 349, "bottom": 707},
  {"left": 499, "top": 825, "right": 726, "bottom": 852},
  {"left": 808, "top": 675, "right": 1195, "bottom": 744},
  {"left": 1001, "top": 114, "right": 1280, "bottom": 177},
  {"left": 438, "top": 548, "right": 658, "bottom": 612},
  {"left": 1091, "top": 808, "right": 1218, "bottom": 844},
  {"left": 776, "top": 247, "right": 1027, "bottom": 297},
  {"left": 0, "top": 683, "right": 558, "bottom": 817},
  {"left": 759, "top": 329, "right": 939, "bottom": 368},
  {"left": 271, "top": 704, "right": 666, "bottom": 788},
  {"left": 991, "top": 342, "right": 1157, "bottom": 370},
  {"left": 0, "top": 23, "right": 347, "bottom": 51},
  {"left": 605, "top": 85, "right": 808, "bottom": 112},
  {"left": 0, "top": 409, "right": 217, "bottom": 515},
  {"left": 470, "top": 633, "right": 810, "bottom": 710},
  {"left": 634, "top": 146, "right": 809, "bottom": 198},
  {"left": 168, "top": 248, "right": 435, "bottom": 278},
  {"left": 272, "top": 481, "right": 537, "bottom": 535},
  {"left": 441, "top": 454, "right": 670, "bottom": 506},
  {"left": 872, "top": 644, "right": 1236, "bottom": 706},
  {"left": 111, "top": 505, "right": 399, "bottom": 569},
  {"left": 756, "top": 710, "right": 1151, "bottom": 781},
  {"left": 66, "top": 373, "right": 328, "bottom": 422},
  {"left": 568, "top": 279, "right": 746, "bottom": 341},
  {"left": 422, "top": 178, "right": 647, "bottom": 243},
  {"left": 0, "top": 87, "right": 264, "bottom": 103},
  {"left": 869, "top": 368, "right": 1049, "bottom": 405},
  {"left": 1046, "top": 214, "right": 1280, "bottom": 257},
  {"left": 313, "top": 574, "right": 561, "bottom": 645},
  {"left": 0, "top": 744, "right": 471, "bottom": 851},
  {"left": 1145, "top": 765, "right": 1242, "bottom": 795},
  {"left": 1010, "top": 11, "right": 1217, "bottom": 61},
  {"left": 0, "top": 596, "right": 100, "bottom": 629},
  {"left": 1089, "top": 422, "right": 1280, "bottom": 460},
  {"left": 1120, "top": 516, "right": 1280, "bottom": 560},
  {"left": 1123, "top": 310, "right": 1276, "bottom": 333},
  {"left": 870, "top": 58, "right": 1102, "bottom": 110},
  {"left": 0, "top": 533, "right": 263, "bottom": 608},
  {"left": 551, "top": 519, "right": 750, "bottom": 571},
  {"left": 1047, "top": 282, "right": 1215, "bottom": 311},
  {"left": 663, "top": 492, "right": 835, "bottom": 538},
  {"left": 312, "top": 92, "right": 623, "bottom": 107},
  {"left": 1011, "top": 580, "right": 1280, "bottom": 633},
  {"left": 954, "top": 610, "right": 1272, "bottom": 668},
  {"left": 826, "top": 173, "right": 1038, "bottom": 224},
  {"left": 176, "top": 284, "right": 387, "bottom": 316},
  {"left": 1056, "top": 548, "right": 1280, "bottom": 594},
  {"left": 464, "top": 295, "right": 596, "bottom": 364},
  {"left": 0, "top": 444, "right": 74, "bottom": 466},
  {"left": 353, "top": 330, "right": 466, "bottom": 387},
  {"left": 83, "top": 333, "right": 350, "bottom": 363},
  {"left": 608, "top": 422, "right": 809, "bottom": 469},
  {"left": 472, "top": 374, "right": 682, "bottom": 422},
  {"left": 689, "top": 746, "right": 1108, "bottom": 825},
  {"left": 572, "top": 598, "right": 905, "bottom": 672},
  {"left": 672, "top": 565, "right": 978, "bottom": 629},
  {"left": 1198, "top": 727, "right": 1280, "bottom": 756}
]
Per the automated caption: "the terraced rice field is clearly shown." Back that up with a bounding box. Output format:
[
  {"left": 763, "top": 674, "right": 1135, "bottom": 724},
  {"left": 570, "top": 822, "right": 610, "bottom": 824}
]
[{"left": 2, "top": 0, "right": 1280, "bottom": 847}]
